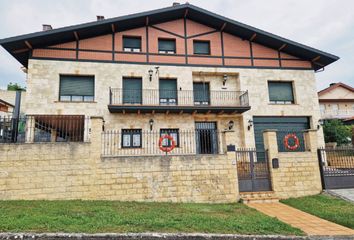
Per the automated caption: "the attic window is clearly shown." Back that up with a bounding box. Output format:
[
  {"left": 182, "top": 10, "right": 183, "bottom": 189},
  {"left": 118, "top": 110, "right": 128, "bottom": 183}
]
[
  {"left": 193, "top": 40, "right": 210, "bottom": 55},
  {"left": 158, "top": 39, "right": 176, "bottom": 54},
  {"left": 123, "top": 36, "right": 142, "bottom": 52}
]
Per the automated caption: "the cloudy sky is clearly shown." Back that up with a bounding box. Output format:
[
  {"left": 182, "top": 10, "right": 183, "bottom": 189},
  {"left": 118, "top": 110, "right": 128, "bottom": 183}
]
[{"left": 0, "top": 0, "right": 353, "bottom": 91}]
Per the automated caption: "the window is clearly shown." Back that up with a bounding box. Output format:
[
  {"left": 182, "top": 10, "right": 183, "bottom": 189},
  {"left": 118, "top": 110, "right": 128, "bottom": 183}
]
[
  {"left": 158, "top": 39, "right": 176, "bottom": 54},
  {"left": 159, "top": 79, "right": 177, "bottom": 105},
  {"left": 122, "top": 78, "right": 142, "bottom": 104},
  {"left": 59, "top": 75, "right": 94, "bottom": 102},
  {"left": 193, "top": 40, "right": 210, "bottom": 55},
  {"left": 268, "top": 81, "right": 294, "bottom": 104},
  {"left": 123, "top": 36, "right": 142, "bottom": 52},
  {"left": 193, "top": 82, "right": 210, "bottom": 105},
  {"left": 121, "top": 129, "right": 142, "bottom": 148},
  {"left": 160, "top": 129, "right": 179, "bottom": 147}
]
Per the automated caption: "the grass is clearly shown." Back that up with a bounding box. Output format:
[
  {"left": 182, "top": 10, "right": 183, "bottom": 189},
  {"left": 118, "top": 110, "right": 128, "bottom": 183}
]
[
  {"left": 282, "top": 194, "right": 354, "bottom": 229},
  {"left": 0, "top": 200, "right": 303, "bottom": 235}
]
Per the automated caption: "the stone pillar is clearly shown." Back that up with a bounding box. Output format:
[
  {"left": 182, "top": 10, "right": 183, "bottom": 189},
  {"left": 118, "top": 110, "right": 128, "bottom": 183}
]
[
  {"left": 262, "top": 129, "right": 279, "bottom": 194},
  {"left": 50, "top": 129, "right": 57, "bottom": 142},
  {"left": 304, "top": 129, "right": 318, "bottom": 153},
  {"left": 25, "top": 116, "right": 35, "bottom": 143},
  {"left": 90, "top": 116, "right": 104, "bottom": 155}
]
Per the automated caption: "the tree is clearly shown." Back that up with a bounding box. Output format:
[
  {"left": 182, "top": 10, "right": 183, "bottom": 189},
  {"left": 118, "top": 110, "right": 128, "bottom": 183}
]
[
  {"left": 7, "top": 82, "right": 26, "bottom": 91},
  {"left": 323, "top": 119, "right": 351, "bottom": 145}
]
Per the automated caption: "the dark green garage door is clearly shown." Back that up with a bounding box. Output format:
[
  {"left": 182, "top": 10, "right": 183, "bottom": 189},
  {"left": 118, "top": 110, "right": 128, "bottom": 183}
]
[{"left": 253, "top": 117, "right": 310, "bottom": 154}]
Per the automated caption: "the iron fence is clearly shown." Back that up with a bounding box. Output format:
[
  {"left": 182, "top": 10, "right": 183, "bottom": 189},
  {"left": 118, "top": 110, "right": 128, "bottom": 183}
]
[
  {"left": 276, "top": 130, "right": 306, "bottom": 152},
  {"left": 109, "top": 88, "right": 249, "bottom": 107},
  {"left": 235, "top": 148, "right": 272, "bottom": 192},
  {"left": 0, "top": 115, "right": 90, "bottom": 143},
  {"left": 318, "top": 147, "right": 354, "bottom": 177},
  {"left": 101, "top": 129, "right": 225, "bottom": 157}
]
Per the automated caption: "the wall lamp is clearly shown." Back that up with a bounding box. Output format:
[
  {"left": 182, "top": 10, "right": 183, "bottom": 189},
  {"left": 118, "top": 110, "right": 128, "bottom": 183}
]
[
  {"left": 228, "top": 120, "right": 234, "bottom": 130},
  {"left": 317, "top": 119, "right": 324, "bottom": 130},
  {"left": 149, "top": 119, "right": 154, "bottom": 131},
  {"left": 247, "top": 119, "right": 253, "bottom": 131},
  {"left": 148, "top": 69, "right": 153, "bottom": 81},
  {"left": 223, "top": 74, "right": 228, "bottom": 86}
]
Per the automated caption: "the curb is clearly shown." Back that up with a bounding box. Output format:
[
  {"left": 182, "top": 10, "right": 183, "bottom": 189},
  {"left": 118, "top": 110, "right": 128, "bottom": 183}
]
[{"left": 0, "top": 233, "right": 353, "bottom": 240}]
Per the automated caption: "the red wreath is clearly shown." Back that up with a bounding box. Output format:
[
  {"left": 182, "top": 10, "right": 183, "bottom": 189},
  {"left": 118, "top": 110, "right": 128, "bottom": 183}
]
[
  {"left": 159, "top": 135, "right": 176, "bottom": 153},
  {"left": 283, "top": 133, "right": 300, "bottom": 151}
]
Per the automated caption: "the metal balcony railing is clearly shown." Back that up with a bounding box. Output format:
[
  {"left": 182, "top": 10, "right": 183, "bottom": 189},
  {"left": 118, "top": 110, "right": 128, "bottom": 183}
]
[{"left": 109, "top": 88, "right": 249, "bottom": 107}]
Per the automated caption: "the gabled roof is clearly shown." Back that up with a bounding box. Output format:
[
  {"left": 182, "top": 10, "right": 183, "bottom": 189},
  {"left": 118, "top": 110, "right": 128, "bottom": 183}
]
[
  {"left": 0, "top": 3, "right": 339, "bottom": 69},
  {"left": 318, "top": 82, "right": 354, "bottom": 96}
]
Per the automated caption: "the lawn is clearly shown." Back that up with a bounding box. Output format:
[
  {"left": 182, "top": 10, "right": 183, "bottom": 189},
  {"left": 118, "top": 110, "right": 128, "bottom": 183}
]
[
  {"left": 0, "top": 200, "right": 303, "bottom": 235},
  {"left": 282, "top": 194, "right": 354, "bottom": 229}
]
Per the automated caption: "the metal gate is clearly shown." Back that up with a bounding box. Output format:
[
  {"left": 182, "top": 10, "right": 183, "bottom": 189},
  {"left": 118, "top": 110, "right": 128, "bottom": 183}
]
[
  {"left": 318, "top": 147, "right": 354, "bottom": 189},
  {"left": 236, "top": 148, "right": 272, "bottom": 192}
]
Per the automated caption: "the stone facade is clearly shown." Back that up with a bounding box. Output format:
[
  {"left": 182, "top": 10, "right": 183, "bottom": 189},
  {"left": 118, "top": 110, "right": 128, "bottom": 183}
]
[{"left": 25, "top": 59, "right": 324, "bottom": 148}]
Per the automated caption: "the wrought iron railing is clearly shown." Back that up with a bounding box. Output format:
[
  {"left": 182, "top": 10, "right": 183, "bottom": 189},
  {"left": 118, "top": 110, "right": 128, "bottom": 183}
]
[
  {"left": 318, "top": 147, "right": 354, "bottom": 176},
  {"left": 109, "top": 88, "right": 249, "bottom": 107},
  {"left": 276, "top": 130, "right": 306, "bottom": 152},
  {"left": 0, "top": 115, "right": 90, "bottom": 143},
  {"left": 101, "top": 129, "right": 225, "bottom": 157}
]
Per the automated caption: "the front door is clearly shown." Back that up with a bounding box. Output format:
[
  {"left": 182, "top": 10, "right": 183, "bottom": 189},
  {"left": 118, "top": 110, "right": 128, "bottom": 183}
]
[{"left": 195, "top": 122, "right": 218, "bottom": 154}]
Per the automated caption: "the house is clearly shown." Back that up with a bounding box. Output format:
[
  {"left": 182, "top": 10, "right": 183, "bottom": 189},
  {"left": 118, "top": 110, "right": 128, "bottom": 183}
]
[
  {"left": 0, "top": 99, "right": 14, "bottom": 117},
  {"left": 0, "top": 3, "right": 343, "bottom": 202},
  {"left": 318, "top": 82, "right": 354, "bottom": 120},
  {"left": 0, "top": 89, "right": 26, "bottom": 116}
]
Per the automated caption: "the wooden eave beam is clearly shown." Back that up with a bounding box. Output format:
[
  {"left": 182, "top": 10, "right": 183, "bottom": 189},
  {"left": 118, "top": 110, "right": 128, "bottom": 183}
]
[
  {"left": 145, "top": 16, "right": 149, "bottom": 26},
  {"left": 73, "top": 31, "right": 79, "bottom": 41},
  {"left": 111, "top": 24, "right": 115, "bottom": 33},
  {"left": 312, "top": 56, "right": 321, "bottom": 62},
  {"left": 250, "top": 33, "right": 257, "bottom": 42},
  {"left": 220, "top": 22, "right": 227, "bottom": 32},
  {"left": 184, "top": 9, "right": 189, "bottom": 18},
  {"left": 13, "top": 48, "right": 29, "bottom": 54},
  {"left": 24, "top": 41, "right": 32, "bottom": 49},
  {"left": 278, "top": 44, "right": 287, "bottom": 51}
]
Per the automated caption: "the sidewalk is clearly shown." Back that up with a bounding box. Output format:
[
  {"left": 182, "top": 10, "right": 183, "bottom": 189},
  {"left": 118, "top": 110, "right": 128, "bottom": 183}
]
[{"left": 247, "top": 202, "right": 354, "bottom": 236}]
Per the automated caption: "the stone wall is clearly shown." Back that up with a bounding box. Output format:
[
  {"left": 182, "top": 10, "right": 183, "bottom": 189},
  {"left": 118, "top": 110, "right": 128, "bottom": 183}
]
[
  {"left": 25, "top": 59, "right": 324, "bottom": 149},
  {"left": 0, "top": 118, "right": 238, "bottom": 203},
  {"left": 263, "top": 130, "right": 322, "bottom": 199}
]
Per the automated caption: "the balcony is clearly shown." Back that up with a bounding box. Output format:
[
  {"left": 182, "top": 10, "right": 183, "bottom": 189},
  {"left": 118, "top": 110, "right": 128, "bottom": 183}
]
[
  {"left": 320, "top": 109, "right": 354, "bottom": 119},
  {"left": 108, "top": 88, "right": 250, "bottom": 114}
]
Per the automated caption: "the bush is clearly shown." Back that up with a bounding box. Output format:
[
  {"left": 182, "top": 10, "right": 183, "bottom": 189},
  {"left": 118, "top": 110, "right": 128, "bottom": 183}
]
[{"left": 323, "top": 119, "right": 351, "bottom": 145}]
